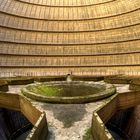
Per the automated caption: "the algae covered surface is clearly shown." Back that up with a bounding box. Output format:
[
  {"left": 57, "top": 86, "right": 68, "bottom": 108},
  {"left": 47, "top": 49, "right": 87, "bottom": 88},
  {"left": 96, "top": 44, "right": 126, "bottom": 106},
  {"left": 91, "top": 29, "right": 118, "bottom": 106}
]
[
  {"left": 27, "top": 84, "right": 64, "bottom": 96},
  {"left": 26, "top": 81, "right": 106, "bottom": 97}
]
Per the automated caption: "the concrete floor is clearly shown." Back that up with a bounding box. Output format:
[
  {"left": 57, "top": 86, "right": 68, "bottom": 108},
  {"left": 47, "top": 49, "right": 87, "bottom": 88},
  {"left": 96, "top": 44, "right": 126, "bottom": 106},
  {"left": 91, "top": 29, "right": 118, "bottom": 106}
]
[{"left": 7, "top": 82, "right": 130, "bottom": 140}]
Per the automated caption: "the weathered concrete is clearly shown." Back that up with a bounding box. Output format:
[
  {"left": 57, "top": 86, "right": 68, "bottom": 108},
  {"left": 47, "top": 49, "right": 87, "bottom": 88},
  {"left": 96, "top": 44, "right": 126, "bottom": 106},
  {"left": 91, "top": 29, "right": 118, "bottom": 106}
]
[
  {"left": 0, "top": 93, "right": 48, "bottom": 140},
  {"left": 0, "top": 80, "right": 8, "bottom": 92},
  {"left": 2, "top": 80, "right": 140, "bottom": 140}
]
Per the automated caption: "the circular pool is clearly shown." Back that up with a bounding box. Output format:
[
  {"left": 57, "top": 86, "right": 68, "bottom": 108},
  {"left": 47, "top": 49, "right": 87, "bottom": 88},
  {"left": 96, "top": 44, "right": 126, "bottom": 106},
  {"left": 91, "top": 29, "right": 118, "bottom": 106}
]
[{"left": 21, "top": 81, "right": 116, "bottom": 103}]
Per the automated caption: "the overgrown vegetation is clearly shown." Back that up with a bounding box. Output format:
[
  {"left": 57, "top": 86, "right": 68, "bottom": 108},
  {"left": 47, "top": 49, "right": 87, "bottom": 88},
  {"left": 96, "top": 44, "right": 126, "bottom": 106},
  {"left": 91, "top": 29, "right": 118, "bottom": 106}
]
[{"left": 83, "top": 127, "right": 92, "bottom": 140}]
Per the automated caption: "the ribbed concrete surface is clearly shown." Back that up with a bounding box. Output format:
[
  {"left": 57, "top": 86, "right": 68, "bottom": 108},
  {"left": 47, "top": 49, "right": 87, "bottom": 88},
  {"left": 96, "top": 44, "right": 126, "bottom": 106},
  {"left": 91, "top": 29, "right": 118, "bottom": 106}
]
[{"left": 0, "top": 0, "right": 140, "bottom": 76}]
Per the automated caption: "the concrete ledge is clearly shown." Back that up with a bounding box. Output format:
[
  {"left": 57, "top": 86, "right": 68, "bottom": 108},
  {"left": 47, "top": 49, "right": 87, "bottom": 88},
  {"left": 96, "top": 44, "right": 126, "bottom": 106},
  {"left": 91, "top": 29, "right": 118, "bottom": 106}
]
[
  {"left": 0, "top": 92, "right": 20, "bottom": 111},
  {"left": 92, "top": 89, "right": 140, "bottom": 140},
  {"left": 97, "top": 95, "right": 118, "bottom": 123},
  {"left": 32, "top": 75, "right": 103, "bottom": 82},
  {"left": 129, "top": 79, "right": 140, "bottom": 91},
  {"left": 104, "top": 76, "right": 131, "bottom": 84},
  {"left": 0, "top": 76, "right": 103, "bottom": 85},
  {"left": 0, "top": 80, "right": 9, "bottom": 92},
  {"left": 0, "top": 77, "right": 34, "bottom": 85},
  {"left": 92, "top": 112, "right": 113, "bottom": 140},
  {"left": 72, "top": 76, "right": 104, "bottom": 81},
  {"left": 26, "top": 113, "right": 48, "bottom": 140},
  {"left": 129, "top": 84, "right": 140, "bottom": 90},
  {"left": 20, "top": 96, "right": 42, "bottom": 125},
  {"left": 34, "top": 76, "right": 67, "bottom": 82},
  {"left": 0, "top": 93, "right": 48, "bottom": 140},
  {"left": 21, "top": 82, "right": 116, "bottom": 104}
]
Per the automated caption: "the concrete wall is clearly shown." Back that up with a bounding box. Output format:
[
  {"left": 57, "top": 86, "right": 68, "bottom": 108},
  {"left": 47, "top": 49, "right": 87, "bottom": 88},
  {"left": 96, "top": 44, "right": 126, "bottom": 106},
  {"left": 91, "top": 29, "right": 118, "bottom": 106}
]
[
  {"left": 0, "top": 80, "right": 8, "bottom": 92},
  {"left": 0, "top": 108, "right": 32, "bottom": 140},
  {"left": 92, "top": 90, "right": 140, "bottom": 140},
  {"left": 92, "top": 112, "right": 114, "bottom": 140},
  {"left": 0, "top": 93, "right": 48, "bottom": 140},
  {"left": 107, "top": 106, "right": 140, "bottom": 140},
  {"left": 27, "top": 113, "right": 48, "bottom": 140}
]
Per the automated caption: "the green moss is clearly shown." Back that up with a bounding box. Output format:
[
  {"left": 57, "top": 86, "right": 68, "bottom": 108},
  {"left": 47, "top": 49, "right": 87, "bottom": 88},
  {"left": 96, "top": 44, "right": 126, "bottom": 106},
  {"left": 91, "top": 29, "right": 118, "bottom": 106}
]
[
  {"left": 27, "top": 85, "right": 64, "bottom": 96},
  {"left": 22, "top": 81, "right": 116, "bottom": 103},
  {"left": 83, "top": 128, "right": 92, "bottom": 140}
]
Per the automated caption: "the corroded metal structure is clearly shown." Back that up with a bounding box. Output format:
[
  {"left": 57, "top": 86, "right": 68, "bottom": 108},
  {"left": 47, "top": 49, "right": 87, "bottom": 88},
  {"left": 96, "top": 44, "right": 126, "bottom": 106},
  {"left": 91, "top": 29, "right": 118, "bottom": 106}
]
[{"left": 0, "top": 0, "right": 140, "bottom": 76}]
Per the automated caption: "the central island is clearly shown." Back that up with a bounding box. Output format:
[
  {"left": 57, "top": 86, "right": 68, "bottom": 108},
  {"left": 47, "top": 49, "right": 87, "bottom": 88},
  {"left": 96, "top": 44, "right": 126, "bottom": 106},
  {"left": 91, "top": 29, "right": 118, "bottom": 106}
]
[{"left": 21, "top": 81, "right": 116, "bottom": 104}]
